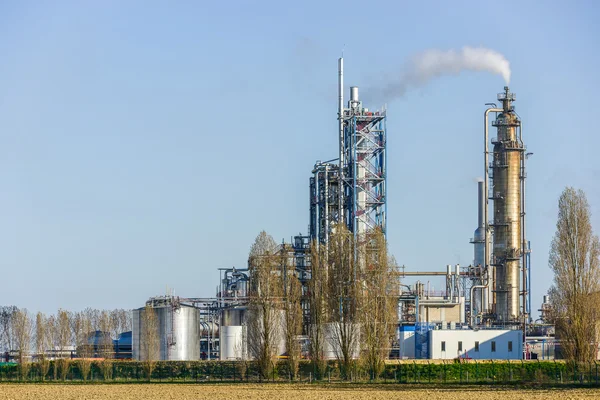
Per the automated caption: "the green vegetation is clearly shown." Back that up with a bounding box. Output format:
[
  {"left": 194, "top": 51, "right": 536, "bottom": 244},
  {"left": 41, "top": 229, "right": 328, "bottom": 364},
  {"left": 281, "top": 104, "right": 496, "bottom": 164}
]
[{"left": 1, "top": 359, "right": 599, "bottom": 386}]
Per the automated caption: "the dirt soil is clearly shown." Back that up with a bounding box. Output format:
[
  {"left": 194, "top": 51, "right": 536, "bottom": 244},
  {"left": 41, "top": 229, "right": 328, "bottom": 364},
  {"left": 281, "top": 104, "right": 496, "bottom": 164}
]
[{"left": 0, "top": 384, "right": 598, "bottom": 400}]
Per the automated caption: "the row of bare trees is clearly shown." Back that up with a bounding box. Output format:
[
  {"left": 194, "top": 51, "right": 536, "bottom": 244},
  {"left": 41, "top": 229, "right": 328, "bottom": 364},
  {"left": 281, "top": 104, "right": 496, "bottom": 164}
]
[
  {"left": 0, "top": 307, "right": 131, "bottom": 380},
  {"left": 317, "top": 224, "right": 398, "bottom": 379},
  {"left": 246, "top": 224, "right": 398, "bottom": 380}
]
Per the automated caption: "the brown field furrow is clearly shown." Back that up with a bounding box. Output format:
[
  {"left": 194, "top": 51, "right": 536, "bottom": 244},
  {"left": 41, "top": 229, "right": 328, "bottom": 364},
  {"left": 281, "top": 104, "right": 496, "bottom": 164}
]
[{"left": 0, "top": 384, "right": 599, "bottom": 400}]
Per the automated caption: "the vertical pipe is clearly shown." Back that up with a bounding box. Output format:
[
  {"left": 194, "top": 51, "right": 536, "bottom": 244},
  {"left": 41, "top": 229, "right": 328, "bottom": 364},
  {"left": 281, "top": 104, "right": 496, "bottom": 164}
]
[
  {"left": 528, "top": 240, "right": 531, "bottom": 323},
  {"left": 455, "top": 264, "right": 460, "bottom": 303},
  {"left": 484, "top": 107, "right": 502, "bottom": 315},
  {"left": 352, "top": 115, "right": 358, "bottom": 282},
  {"left": 470, "top": 285, "right": 487, "bottom": 327},
  {"left": 478, "top": 181, "right": 486, "bottom": 314},
  {"left": 446, "top": 265, "right": 452, "bottom": 301},
  {"left": 338, "top": 58, "right": 344, "bottom": 224},
  {"left": 207, "top": 310, "right": 211, "bottom": 361},
  {"left": 473, "top": 181, "right": 485, "bottom": 317},
  {"left": 478, "top": 181, "right": 484, "bottom": 229},
  {"left": 314, "top": 168, "right": 320, "bottom": 242},
  {"left": 324, "top": 165, "right": 329, "bottom": 243},
  {"left": 520, "top": 121, "right": 527, "bottom": 331},
  {"left": 521, "top": 145, "right": 526, "bottom": 330}
]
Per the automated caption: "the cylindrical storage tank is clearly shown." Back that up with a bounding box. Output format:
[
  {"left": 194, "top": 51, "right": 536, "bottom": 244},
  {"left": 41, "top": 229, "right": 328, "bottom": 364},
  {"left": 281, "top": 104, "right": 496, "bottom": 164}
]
[
  {"left": 165, "top": 305, "right": 200, "bottom": 360},
  {"left": 219, "top": 307, "right": 247, "bottom": 360},
  {"left": 221, "top": 308, "right": 246, "bottom": 326},
  {"left": 132, "top": 309, "right": 141, "bottom": 360},
  {"left": 219, "top": 326, "right": 245, "bottom": 360},
  {"left": 132, "top": 302, "right": 200, "bottom": 361},
  {"left": 243, "top": 308, "right": 286, "bottom": 360}
]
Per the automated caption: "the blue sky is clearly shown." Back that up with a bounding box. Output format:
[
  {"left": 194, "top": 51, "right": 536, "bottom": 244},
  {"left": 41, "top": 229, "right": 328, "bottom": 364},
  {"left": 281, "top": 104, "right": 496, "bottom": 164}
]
[{"left": 1, "top": 1, "right": 599, "bottom": 317}]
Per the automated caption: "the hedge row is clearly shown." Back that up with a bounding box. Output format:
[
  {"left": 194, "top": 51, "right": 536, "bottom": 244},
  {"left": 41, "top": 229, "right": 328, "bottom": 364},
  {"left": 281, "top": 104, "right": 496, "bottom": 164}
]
[{"left": 1, "top": 360, "right": 599, "bottom": 384}]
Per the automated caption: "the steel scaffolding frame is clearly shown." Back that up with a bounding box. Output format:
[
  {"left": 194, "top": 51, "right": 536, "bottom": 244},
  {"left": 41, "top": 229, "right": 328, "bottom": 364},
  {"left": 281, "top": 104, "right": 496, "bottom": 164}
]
[{"left": 342, "top": 110, "right": 387, "bottom": 239}]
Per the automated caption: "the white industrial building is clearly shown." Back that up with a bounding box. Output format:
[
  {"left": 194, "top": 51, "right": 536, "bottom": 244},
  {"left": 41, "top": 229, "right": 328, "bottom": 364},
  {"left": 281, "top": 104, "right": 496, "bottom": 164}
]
[
  {"left": 428, "top": 329, "right": 522, "bottom": 360},
  {"left": 398, "top": 325, "right": 416, "bottom": 359}
]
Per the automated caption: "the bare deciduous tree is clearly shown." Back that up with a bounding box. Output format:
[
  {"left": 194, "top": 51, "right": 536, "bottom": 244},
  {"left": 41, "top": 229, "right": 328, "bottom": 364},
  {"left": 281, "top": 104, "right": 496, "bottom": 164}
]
[
  {"left": 74, "top": 312, "right": 94, "bottom": 381},
  {"left": 98, "top": 310, "right": 114, "bottom": 380},
  {"left": 35, "top": 312, "right": 51, "bottom": 380},
  {"left": 361, "top": 228, "right": 398, "bottom": 378},
  {"left": 45, "top": 314, "right": 59, "bottom": 380},
  {"left": 247, "top": 231, "right": 283, "bottom": 379},
  {"left": 281, "top": 243, "right": 302, "bottom": 379},
  {"left": 549, "top": 187, "right": 600, "bottom": 363},
  {"left": 56, "top": 309, "right": 71, "bottom": 381},
  {"left": 0, "top": 306, "right": 17, "bottom": 357},
  {"left": 13, "top": 308, "right": 33, "bottom": 379},
  {"left": 86, "top": 308, "right": 101, "bottom": 332},
  {"left": 307, "top": 241, "right": 328, "bottom": 378},
  {"left": 140, "top": 305, "right": 159, "bottom": 380},
  {"left": 120, "top": 309, "right": 132, "bottom": 333},
  {"left": 327, "top": 223, "right": 361, "bottom": 379}
]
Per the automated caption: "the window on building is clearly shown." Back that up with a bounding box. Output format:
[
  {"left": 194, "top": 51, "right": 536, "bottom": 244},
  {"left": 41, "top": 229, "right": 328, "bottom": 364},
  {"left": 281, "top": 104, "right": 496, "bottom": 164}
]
[
  {"left": 458, "top": 341, "right": 463, "bottom": 351},
  {"left": 441, "top": 341, "right": 446, "bottom": 352},
  {"left": 491, "top": 341, "right": 496, "bottom": 352},
  {"left": 475, "top": 341, "right": 479, "bottom": 352},
  {"left": 508, "top": 341, "right": 513, "bottom": 352}
]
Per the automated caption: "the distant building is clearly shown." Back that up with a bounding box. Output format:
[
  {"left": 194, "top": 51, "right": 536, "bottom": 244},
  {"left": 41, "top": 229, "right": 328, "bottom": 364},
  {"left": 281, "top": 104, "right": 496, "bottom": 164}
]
[{"left": 428, "top": 329, "right": 522, "bottom": 360}]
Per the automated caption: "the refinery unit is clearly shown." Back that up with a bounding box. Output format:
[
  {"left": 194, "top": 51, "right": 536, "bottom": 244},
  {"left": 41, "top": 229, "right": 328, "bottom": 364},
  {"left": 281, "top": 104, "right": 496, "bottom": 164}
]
[{"left": 132, "top": 59, "right": 555, "bottom": 362}]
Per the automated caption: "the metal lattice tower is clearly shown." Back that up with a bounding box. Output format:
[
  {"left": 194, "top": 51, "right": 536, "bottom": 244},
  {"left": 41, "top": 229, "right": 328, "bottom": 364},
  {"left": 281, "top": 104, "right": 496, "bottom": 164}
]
[
  {"left": 341, "top": 86, "right": 387, "bottom": 239},
  {"left": 309, "top": 59, "right": 387, "bottom": 243}
]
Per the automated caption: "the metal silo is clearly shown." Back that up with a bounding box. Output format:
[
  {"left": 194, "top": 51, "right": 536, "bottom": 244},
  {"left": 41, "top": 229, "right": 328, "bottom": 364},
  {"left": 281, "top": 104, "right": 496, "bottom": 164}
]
[
  {"left": 219, "top": 307, "right": 247, "bottom": 360},
  {"left": 132, "top": 297, "right": 200, "bottom": 361},
  {"left": 132, "top": 308, "right": 141, "bottom": 360}
]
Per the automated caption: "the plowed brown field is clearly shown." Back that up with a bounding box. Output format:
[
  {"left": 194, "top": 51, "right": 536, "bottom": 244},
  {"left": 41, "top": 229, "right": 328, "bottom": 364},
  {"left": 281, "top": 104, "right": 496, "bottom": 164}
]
[{"left": 0, "top": 384, "right": 597, "bottom": 400}]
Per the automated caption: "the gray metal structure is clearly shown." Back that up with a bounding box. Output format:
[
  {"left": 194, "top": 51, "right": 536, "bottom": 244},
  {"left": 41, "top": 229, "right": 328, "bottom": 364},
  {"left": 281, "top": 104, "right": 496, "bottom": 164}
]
[
  {"left": 341, "top": 84, "right": 387, "bottom": 239},
  {"left": 310, "top": 59, "right": 387, "bottom": 244},
  {"left": 310, "top": 160, "right": 340, "bottom": 244}
]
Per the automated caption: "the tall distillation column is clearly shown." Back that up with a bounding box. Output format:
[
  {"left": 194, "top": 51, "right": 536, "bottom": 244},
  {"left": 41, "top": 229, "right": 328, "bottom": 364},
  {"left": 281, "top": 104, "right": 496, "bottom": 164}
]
[{"left": 490, "top": 86, "right": 524, "bottom": 322}]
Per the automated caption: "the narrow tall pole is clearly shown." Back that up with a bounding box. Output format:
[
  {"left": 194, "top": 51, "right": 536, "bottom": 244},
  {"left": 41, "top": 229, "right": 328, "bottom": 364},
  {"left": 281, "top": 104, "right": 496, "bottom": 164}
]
[{"left": 338, "top": 57, "right": 344, "bottom": 224}]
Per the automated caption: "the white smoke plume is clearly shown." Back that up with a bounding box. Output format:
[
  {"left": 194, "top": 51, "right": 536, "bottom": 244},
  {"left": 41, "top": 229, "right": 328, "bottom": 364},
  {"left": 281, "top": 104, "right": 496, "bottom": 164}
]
[{"left": 370, "top": 46, "right": 510, "bottom": 102}]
